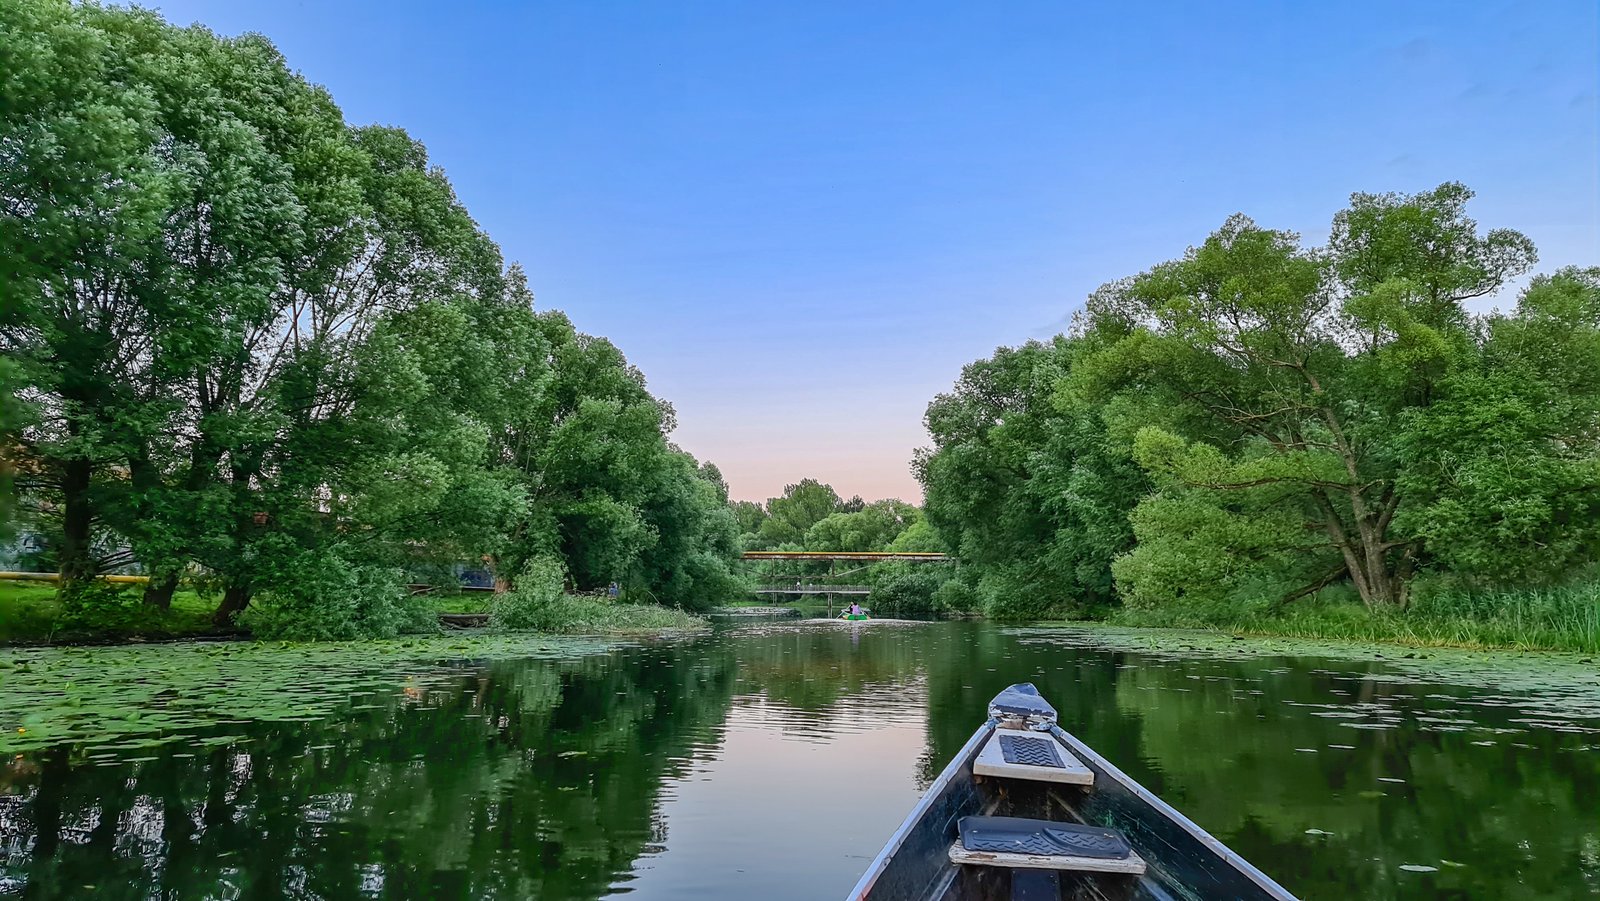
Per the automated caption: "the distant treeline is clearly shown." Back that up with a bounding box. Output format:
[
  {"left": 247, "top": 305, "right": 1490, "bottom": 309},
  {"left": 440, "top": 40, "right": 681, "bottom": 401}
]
[
  {"left": 918, "top": 183, "right": 1600, "bottom": 623},
  {"left": 731, "top": 480, "right": 953, "bottom": 615},
  {"left": 0, "top": 1, "right": 742, "bottom": 637},
  {"left": 733, "top": 479, "right": 934, "bottom": 554}
]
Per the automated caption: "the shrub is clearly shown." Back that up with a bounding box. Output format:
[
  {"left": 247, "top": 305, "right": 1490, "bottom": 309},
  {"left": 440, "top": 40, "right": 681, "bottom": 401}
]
[
  {"left": 57, "top": 580, "right": 145, "bottom": 633},
  {"left": 489, "top": 556, "right": 704, "bottom": 633},
  {"left": 242, "top": 546, "right": 423, "bottom": 641},
  {"left": 505, "top": 596, "right": 704, "bottom": 633},
  {"left": 867, "top": 563, "right": 947, "bottom": 617},
  {"left": 931, "top": 573, "right": 981, "bottom": 614},
  {"left": 490, "top": 557, "right": 568, "bottom": 631}
]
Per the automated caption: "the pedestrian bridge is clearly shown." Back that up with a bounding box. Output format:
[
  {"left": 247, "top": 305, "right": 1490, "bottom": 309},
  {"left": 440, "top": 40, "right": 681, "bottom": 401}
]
[
  {"left": 742, "top": 551, "right": 948, "bottom": 600},
  {"left": 751, "top": 583, "right": 871, "bottom": 596}
]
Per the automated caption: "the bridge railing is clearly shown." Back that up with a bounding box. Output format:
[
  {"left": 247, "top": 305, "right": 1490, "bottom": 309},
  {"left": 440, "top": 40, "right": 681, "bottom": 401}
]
[{"left": 750, "top": 584, "right": 871, "bottom": 595}]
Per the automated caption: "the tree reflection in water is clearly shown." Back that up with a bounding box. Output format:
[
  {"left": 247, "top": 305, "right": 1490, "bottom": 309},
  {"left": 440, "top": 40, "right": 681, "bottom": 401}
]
[{"left": 3, "top": 622, "right": 1599, "bottom": 899}]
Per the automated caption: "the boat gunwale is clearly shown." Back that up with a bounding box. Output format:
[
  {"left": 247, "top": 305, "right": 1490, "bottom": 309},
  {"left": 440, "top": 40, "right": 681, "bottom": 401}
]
[
  {"left": 846, "top": 718, "right": 995, "bottom": 899},
  {"left": 1049, "top": 724, "right": 1299, "bottom": 900},
  {"left": 848, "top": 706, "right": 1300, "bottom": 901}
]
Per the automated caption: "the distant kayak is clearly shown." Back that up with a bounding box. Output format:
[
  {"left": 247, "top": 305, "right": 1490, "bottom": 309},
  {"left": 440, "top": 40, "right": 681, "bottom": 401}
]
[{"left": 839, "top": 613, "right": 870, "bottom": 621}]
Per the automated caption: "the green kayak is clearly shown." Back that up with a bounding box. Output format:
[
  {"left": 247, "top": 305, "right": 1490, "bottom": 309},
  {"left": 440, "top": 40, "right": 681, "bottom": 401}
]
[{"left": 840, "top": 613, "right": 870, "bottom": 621}]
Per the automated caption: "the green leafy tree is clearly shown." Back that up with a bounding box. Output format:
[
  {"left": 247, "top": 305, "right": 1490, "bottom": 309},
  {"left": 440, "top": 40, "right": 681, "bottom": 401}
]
[
  {"left": 1391, "top": 268, "right": 1600, "bottom": 583},
  {"left": 803, "top": 500, "right": 920, "bottom": 552},
  {"left": 757, "top": 479, "right": 842, "bottom": 547},
  {"left": 1079, "top": 183, "right": 1537, "bottom": 609},
  {"left": 1, "top": 2, "right": 306, "bottom": 590},
  {"left": 631, "top": 454, "right": 744, "bottom": 610},
  {"left": 1, "top": 1, "right": 743, "bottom": 635},
  {"left": 469, "top": 306, "right": 740, "bottom": 609},
  {"left": 730, "top": 500, "right": 768, "bottom": 550},
  {"left": 886, "top": 519, "right": 945, "bottom": 553},
  {"left": 917, "top": 338, "right": 1147, "bottom": 618}
]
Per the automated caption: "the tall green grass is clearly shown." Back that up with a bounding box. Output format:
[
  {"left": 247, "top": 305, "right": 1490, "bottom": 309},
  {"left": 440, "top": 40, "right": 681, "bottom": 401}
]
[
  {"left": 1111, "top": 577, "right": 1600, "bottom": 654},
  {"left": 0, "top": 581, "right": 217, "bottom": 645}
]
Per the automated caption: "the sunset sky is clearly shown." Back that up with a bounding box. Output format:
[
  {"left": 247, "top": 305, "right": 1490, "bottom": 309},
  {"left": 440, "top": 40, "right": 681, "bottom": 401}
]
[{"left": 152, "top": 0, "right": 1599, "bottom": 503}]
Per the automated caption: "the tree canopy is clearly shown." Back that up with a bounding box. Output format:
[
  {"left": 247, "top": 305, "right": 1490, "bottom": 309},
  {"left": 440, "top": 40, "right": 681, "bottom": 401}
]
[
  {"left": 919, "top": 184, "right": 1600, "bottom": 620},
  {"left": 0, "top": 0, "right": 742, "bottom": 635}
]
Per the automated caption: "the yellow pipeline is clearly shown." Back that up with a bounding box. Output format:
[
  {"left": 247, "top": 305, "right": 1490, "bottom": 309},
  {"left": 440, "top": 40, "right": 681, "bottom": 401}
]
[
  {"left": 743, "top": 551, "right": 945, "bottom": 557},
  {"left": 0, "top": 571, "right": 151, "bottom": 584}
]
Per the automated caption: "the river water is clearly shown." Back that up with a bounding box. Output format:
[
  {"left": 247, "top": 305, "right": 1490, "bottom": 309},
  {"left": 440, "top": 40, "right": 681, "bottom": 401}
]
[{"left": 2, "top": 620, "right": 1598, "bottom": 899}]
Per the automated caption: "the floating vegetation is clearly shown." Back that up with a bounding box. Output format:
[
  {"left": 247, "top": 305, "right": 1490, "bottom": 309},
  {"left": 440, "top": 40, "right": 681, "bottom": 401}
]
[
  {"left": 0, "top": 619, "right": 1591, "bottom": 900},
  {"left": 0, "top": 634, "right": 622, "bottom": 754},
  {"left": 1007, "top": 625, "right": 1600, "bottom": 730}
]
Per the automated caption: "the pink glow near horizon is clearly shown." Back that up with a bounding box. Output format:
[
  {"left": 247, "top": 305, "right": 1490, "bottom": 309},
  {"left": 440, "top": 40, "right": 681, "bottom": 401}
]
[{"left": 671, "top": 412, "right": 930, "bottom": 504}]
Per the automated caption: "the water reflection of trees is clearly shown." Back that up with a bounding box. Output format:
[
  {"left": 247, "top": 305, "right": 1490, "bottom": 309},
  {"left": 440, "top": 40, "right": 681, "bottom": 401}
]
[
  {"left": 919, "top": 627, "right": 1600, "bottom": 898},
  {"left": 4, "top": 626, "right": 1597, "bottom": 899},
  {"left": 1106, "top": 657, "right": 1600, "bottom": 898},
  {"left": 1, "top": 643, "right": 739, "bottom": 900},
  {"left": 732, "top": 625, "right": 926, "bottom": 713}
]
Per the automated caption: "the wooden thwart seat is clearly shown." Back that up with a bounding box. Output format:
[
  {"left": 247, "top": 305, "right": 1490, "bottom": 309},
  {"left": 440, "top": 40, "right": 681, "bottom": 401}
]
[
  {"left": 949, "top": 815, "right": 1148, "bottom": 876},
  {"left": 948, "top": 841, "right": 1147, "bottom": 875},
  {"left": 972, "top": 729, "right": 1093, "bottom": 785}
]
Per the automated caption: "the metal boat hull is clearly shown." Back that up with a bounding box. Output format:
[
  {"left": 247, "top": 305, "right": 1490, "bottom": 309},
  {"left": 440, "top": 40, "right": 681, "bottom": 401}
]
[{"left": 849, "top": 720, "right": 1296, "bottom": 901}]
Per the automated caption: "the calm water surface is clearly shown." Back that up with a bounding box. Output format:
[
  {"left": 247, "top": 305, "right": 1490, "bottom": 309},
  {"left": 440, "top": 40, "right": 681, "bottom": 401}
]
[{"left": 3, "top": 620, "right": 1599, "bottom": 899}]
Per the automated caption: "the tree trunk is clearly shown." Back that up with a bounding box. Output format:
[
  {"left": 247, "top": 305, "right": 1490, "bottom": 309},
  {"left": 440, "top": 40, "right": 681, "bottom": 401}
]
[
  {"left": 57, "top": 457, "right": 96, "bottom": 589},
  {"left": 212, "top": 583, "right": 251, "bottom": 627},
  {"left": 143, "top": 572, "right": 178, "bottom": 609},
  {"left": 1315, "top": 489, "right": 1405, "bottom": 610},
  {"left": 127, "top": 449, "right": 184, "bottom": 610},
  {"left": 1337, "top": 535, "right": 1404, "bottom": 609}
]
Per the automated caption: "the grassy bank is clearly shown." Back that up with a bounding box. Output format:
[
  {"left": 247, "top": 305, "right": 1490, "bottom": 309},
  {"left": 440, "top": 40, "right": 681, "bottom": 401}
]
[
  {"left": 1108, "top": 580, "right": 1600, "bottom": 654},
  {"left": 431, "top": 592, "right": 497, "bottom": 614},
  {"left": 0, "top": 581, "right": 219, "bottom": 644},
  {"left": 1, "top": 582, "right": 705, "bottom": 645}
]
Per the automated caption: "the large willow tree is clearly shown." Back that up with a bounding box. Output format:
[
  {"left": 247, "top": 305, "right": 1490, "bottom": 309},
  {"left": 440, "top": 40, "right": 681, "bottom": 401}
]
[
  {"left": 1075, "top": 184, "right": 1600, "bottom": 610},
  {"left": 919, "top": 183, "right": 1600, "bottom": 616},
  {"left": 0, "top": 0, "right": 741, "bottom": 634}
]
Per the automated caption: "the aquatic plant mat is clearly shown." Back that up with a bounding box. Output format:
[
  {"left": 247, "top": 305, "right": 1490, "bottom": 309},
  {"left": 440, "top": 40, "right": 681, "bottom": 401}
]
[
  {"left": 1016, "top": 625, "right": 1600, "bottom": 726},
  {"left": 0, "top": 635, "right": 628, "bottom": 755}
]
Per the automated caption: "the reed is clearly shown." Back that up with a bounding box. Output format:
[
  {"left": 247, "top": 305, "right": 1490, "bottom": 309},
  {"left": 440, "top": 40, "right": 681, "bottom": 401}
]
[{"left": 1110, "top": 576, "right": 1600, "bottom": 654}]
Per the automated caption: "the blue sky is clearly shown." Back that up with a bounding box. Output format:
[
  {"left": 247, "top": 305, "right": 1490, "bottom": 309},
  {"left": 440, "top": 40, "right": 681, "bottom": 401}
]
[{"left": 151, "top": 1, "right": 1598, "bottom": 503}]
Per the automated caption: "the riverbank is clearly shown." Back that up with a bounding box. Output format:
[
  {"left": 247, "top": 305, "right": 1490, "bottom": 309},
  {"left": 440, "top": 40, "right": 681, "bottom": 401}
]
[
  {"left": 1105, "top": 580, "right": 1600, "bottom": 655},
  {"left": 500, "top": 596, "right": 706, "bottom": 634},
  {"left": 0, "top": 581, "right": 219, "bottom": 644},
  {"left": 12, "top": 576, "right": 1595, "bottom": 654},
  {"left": 0, "top": 582, "right": 705, "bottom": 646}
]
